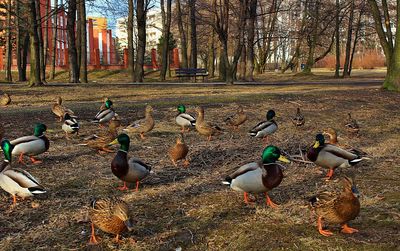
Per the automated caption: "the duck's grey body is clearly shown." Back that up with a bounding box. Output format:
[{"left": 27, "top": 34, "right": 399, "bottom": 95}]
[
  {"left": 11, "top": 136, "right": 47, "bottom": 156},
  {"left": 249, "top": 121, "right": 277, "bottom": 138},
  {"left": 124, "top": 158, "right": 151, "bottom": 182},
  {"left": 176, "top": 113, "right": 196, "bottom": 128},
  {"left": 313, "top": 144, "right": 359, "bottom": 169},
  {"left": 229, "top": 162, "right": 267, "bottom": 193},
  {"left": 93, "top": 109, "right": 115, "bottom": 124}
]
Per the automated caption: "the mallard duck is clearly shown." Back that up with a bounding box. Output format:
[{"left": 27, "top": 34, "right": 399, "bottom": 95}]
[
  {"left": 109, "top": 134, "right": 152, "bottom": 191},
  {"left": 309, "top": 176, "right": 360, "bottom": 236},
  {"left": 175, "top": 104, "right": 196, "bottom": 133},
  {"left": 123, "top": 105, "right": 155, "bottom": 140},
  {"left": 10, "top": 123, "right": 50, "bottom": 164},
  {"left": 62, "top": 113, "right": 79, "bottom": 139},
  {"left": 81, "top": 119, "right": 121, "bottom": 154},
  {"left": 249, "top": 110, "right": 277, "bottom": 144},
  {"left": 345, "top": 113, "right": 360, "bottom": 135},
  {"left": 0, "top": 140, "right": 47, "bottom": 205},
  {"left": 307, "top": 134, "right": 365, "bottom": 179},
  {"left": 223, "top": 145, "right": 290, "bottom": 207},
  {"left": 89, "top": 197, "right": 134, "bottom": 244},
  {"left": 169, "top": 134, "right": 189, "bottom": 167},
  {"left": 99, "top": 97, "right": 111, "bottom": 111},
  {"left": 92, "top": 99, "right": 116, "bottom": 125},
  {"left": 195, "top": 106, "right": 223, "bottom": 141},
  {"left": 51, "top": 96, "right": 76, "bottom": 122},
  {"left": 291, "top": 107, "right": 305, "bottom": 127},
  {"left": 224, "top": 105, "right": 247, "bottom": 129},
  {"left": 0, "top": 93, "right": 11, "bottom": 106}
]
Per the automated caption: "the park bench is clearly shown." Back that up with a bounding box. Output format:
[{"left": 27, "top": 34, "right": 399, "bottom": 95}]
[{"left": 175, "top": 68, "right": 209, "bottom": 82}]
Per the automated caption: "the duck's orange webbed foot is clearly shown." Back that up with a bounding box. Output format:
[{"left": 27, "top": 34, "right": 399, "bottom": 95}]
[
  {"left": 89, "top": 223, "right": 100, "bottom": 244},
  {"left": 325, "top": 168, "right": 334, "bottom": 180},
  {"left": 266, "top": 193, "right": 279, "bottom": 208},
  {"left": 183, "top": 159, "right": 190, "bottom": 167},
  {"left": 117, "top": 182, "right": 129, "bottom": 191},
  {"left": 18, "top": 153, "right": 25, "bottom": 164},
  {"left": 341, "top": 224, "right": 359, "bottom": 234},
  {"left": 317, "top": 216, "right": 333, "bottom": 236},
  {"left": 30, "top": 157, "right": 42, "bottom": 164}
]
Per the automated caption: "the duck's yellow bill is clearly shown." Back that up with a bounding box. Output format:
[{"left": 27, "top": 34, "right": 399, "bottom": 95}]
[
  {"left": 47, "top": 129, "right": 55, "bottom": 133},
  {"left": 313, "top": 141, "right": 320, "bottom": 148},
  {"left": 278, "top": 155, "right": 290, "bottom": 163},
  {"left": 109, "top": 138, "right": 118, "bottom": 145}
]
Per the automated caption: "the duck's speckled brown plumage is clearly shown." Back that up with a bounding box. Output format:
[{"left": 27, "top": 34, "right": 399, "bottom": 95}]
[
  {"left": 195, "top": 107, "right": 223, "bottom": 139},
  {"left": 224, "top": 105, "right": 247, "bottom": 128},
  {"left": 0, "top": 93, "right": 11, "bottom": 106},
  {"left": 345, "top": 113, "right": 360, "bottom": 134},
  {"left": 124, "top": 105, "right": 155, "bottom": 135},
  {"left": 310, "top": 177, "right": 360, "bottom": 233},
  {"left": 169, "top": 135, "right": 189, "bottom": 166},
  {"left": 51, "top": 97, "right": 75, "bottom": 121},
  {"left": 89, "top": 198, "right": 132, "bottom": 236},
  {"left": 83, "top": 119, "right": 121, "bottom": 153},
  {"left": 292, "top": 107, "right": 305, "bottom": 127}
]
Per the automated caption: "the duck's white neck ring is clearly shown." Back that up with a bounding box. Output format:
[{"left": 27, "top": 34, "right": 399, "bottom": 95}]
[{"left": 118, "top": 149, "right": 128, "bottom": 154}]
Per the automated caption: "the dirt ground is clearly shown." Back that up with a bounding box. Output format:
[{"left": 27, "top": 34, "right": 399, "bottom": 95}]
[{"left": 0, "top": 82, "right": 399, "bottom": 250}]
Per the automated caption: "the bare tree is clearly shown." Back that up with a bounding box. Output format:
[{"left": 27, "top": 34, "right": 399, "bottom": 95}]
[
  {"left": 50, "top": 0, "right": 58, "bottom": 80},
  {"left": 4, "top": 0, "right": 12, "bottom": 82},
  {"left": 245, "top": 0, "right": 257, "bottom": 81},
  {"left": 342, "top": 0, "right": 355, "bottom": 78},
  {"left": 35, "top": 0, "right": 46, "bottom": 82},
  {"left": 28, "top": 0, "right": 42, "bottom": 86},
  {"left": 189, "top": 0, "right": 197, "bottom": 68},
  {"left": 176, "top": 0, "right": 188, "bottom": 68},
  {"left": 334, "top": 0, "right": 340, "bottom": 78},
  {"left": 160, "top": 0, "right": 172, "bottom": 80},
  {"left": 67, "top": 0, "right": 79, "bottom": 83},
  {"left": 79, "top": 0, "right": 88, "bottom": 83},
  {"left": 127, "top": 0, "right": 135, "bottom": 81},
  {"left": 135, "top": 0, "right": 149, "bottom": 82}
]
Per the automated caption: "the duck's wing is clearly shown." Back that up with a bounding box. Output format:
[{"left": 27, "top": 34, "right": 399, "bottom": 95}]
[
  {"left": 180, "top": 113, "right": 196, "bottom": 123},
  {"left": 322, "top": 144, "right": 358, "bottom": 160},
  {"left": 3, "top": 168, "right": 45, "bottom": 190},
  {"left": 228, "top": 162, "right": 261, "bottom": 180},
  {"left": 249, "top": 120, "right": 273, "bottom": 133},
  {"left": 10, "top": 135, "right": 39, "bottom": 145}
]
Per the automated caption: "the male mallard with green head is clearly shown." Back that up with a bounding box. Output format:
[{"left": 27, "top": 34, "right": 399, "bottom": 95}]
[
  {"left": 0, "top": 140, "right": 47, "bottom": 205},
  {"left": 307, "top": 134, "right": 365, "bottom": 179},
  {"left": 10, "top": 123, "right": 50, "bottom": 164},
  {"left": 175, "top": 104, "right": 196, "bottom": 133},
  {"left": 92, "top": 99, "right": 116, "bottom": 125},
  {"left": 109, "top": 134, "right": 152, "bottom": 191},
  {"left": 249, "top": 110, "right": 277, "bottom": 144},
  {"left": 309, "top": 176, "right": 360, "bottom": 236},
  {"left": 223, "top": 145, "right": 290, "bottom": 208},
  {"left": 123, "top": 105, "right": 155, "bottom": 140},
  {"left": 89, "top": 197, "right": 134, "bottom": 244},
  {"left": 195, "top": 106, "right": 223, "bottom": 141},
  {"left": 224, "top": 105, "right": 248, "bottom": 129}
]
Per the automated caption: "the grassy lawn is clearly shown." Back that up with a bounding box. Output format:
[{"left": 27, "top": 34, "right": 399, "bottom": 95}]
[
  {"left": 0, "top": 68, "right": 387, "bottom": 84},
  {"left": 0, "top": 81, "right": 399, "bottom": 250}
]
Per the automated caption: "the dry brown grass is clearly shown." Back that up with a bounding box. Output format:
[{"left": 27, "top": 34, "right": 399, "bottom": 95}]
[{"left": 0, "top": 82, "right": 399, "bottom": 250}]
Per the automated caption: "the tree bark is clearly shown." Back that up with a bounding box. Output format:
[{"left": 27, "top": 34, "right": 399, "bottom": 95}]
[
  {"left": 334, "top": 0, "right": 340, "bottom": 78},
  {"left": 79, "top": 0, "right": 88, "bottom": 83},
  {"left": 35, "top": 0, "right": 46, "bottom": 82},
  {"left": 343, "top": 0, "right": 355, "bottom": 78},
  {"left": 67, "top": 0, "right": 79, "bottom": 83},
  {"left": 349, "top": 5, "right": 364, "bottom": 75},
  {"left": 176, "top": 0, "right": 188, "bottom": 68},
  {"left": 50, "top": 0, "right": 58, "bottom": 80},
  {"left": 160, "top": 0, "right": 172, "bottom": 81},
  {"left": 22, "top": 34, "right": 29, "bottom": 81},
  {"left": 245, "top": 0, "right": 257, "bottom": 81},
  {"left": 5, "top": 0, "right": 13, "bottom": 82},
  {"left": 43, "top": 0, "right": 50, "bottom": 74},
  {"left": 189, "top": 0, "right": 197, "bottom": 68},
  {"left": 208, "top": 31, "right": 215, "bottom": 78},
  {"left": 28, "top": 0, "right": 42, "bottom": 86},
  {"left": 303, "top": 0, "right": 320, "bottom": 74},
  {"left": 16, "top": 0, "right": 27, "bottom": 82},
  {"left": 127, "top": 0, "right": 135, "bottom": 81},
  {"left": 135, "top": 0, "right": 146, "bottom": 82}
]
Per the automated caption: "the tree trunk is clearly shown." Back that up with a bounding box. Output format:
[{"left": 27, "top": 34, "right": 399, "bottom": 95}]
[
  {"left": 76, "top": 0, "right": 82, "bottom": 72},
  {"left": 79, "top": 0, "right": 88, "bottom": 83},
  {"left": 135, "top": 0, "right": 146, "bottom": 82},
  {"left": 343, "top": 0, "right": 355, "bottom": 78},
  {"left": 334, "top": 0, "right": 340, "bottom": 78},
  {"left": 160, "top": 0, "right": 172, "bottom": 81},
  {"left": 176, "top": 0, "right": 188, "bottom": 68},
  {"left": 245, "top": 0, "right": 257, "bottom": 81},
  {"left": 5, "top": 0, "right": 13, "bottom": 82},
  {"left": 16, "top": 0, "right": 26, "bottom": 82},
  {"left": 208, "top": 31, "right": 215, "bottom": 78},
  {"left": 22, "top": 34, "right": 29, "bottom": 81},
  {"left": 43, "top": 0, "right": 50, "bottom": 73},
  {"left": 303, "top": 0, "right": 320, "bottom": 74},
  {"left": 239, "top": 44, "right": 246, "bottom": 80},
  {"left": 67, "top": 0, "right": 79, "bottom": 83},
  {"left": 349, "top": 5, "right": 364, "bottom": 75},
  {"left": 189, "top": 0, "right": 197, "bottom": 68},
  {"left": 35, "top": 0, "right": 46, "bottom": 82},
  {"left": 50, "top": 0, "right": 58, "bottom": 80},
  {"left": 28, "top": 0, "right": 42, "bottom": 86},
  {"left": 127, "top": 0, "right": 135, "bottom": 81}
]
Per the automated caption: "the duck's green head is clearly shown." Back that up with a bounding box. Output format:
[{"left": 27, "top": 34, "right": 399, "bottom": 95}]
[
  {"left": 313, "top": 134, "right": 325, "bottom": 148},
  {"left": 109, "top": 133, "right": 130, "bottom": 152},
  {"left": 105, "top": 99, "right": 113, "bottom": 109},
  {"left": 261, "top": 145, "right": 290, "bottom": 164},
  {"left": 1, "top": 140, "right": 14, "bottom": 162},
  {"left": 34, "top": 123, "right": 47, "bottom": 137},
  {"left": 177, "top": 104, "right": 186, "bottom": 113},
  {"left": 266, "top": 110, "right": 276, "bottom": 120}
]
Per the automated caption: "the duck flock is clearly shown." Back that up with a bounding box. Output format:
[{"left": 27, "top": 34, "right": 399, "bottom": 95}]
[{"left": 0, "top": 95, "right": 369, "bottom": 244}]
